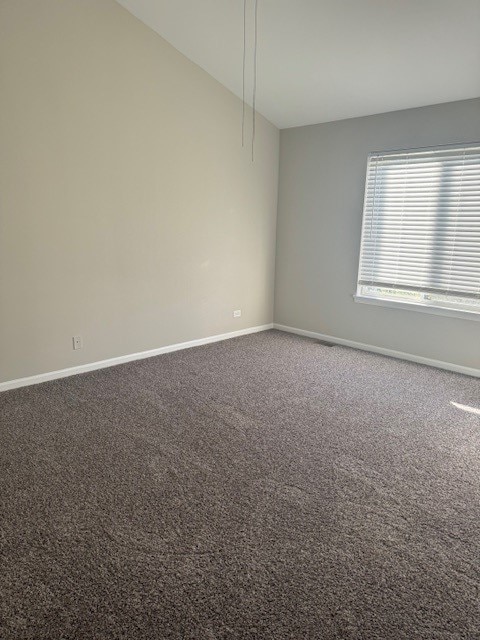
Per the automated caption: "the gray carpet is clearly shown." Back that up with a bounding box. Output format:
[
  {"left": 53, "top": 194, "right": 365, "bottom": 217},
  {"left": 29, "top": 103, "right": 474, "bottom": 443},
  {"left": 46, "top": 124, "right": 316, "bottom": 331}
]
[{"left": 0, "top": 330, "right": 479, "bottom": 639}]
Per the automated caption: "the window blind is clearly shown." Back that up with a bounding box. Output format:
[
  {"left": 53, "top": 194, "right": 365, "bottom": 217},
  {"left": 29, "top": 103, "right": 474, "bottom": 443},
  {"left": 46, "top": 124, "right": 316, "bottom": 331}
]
[{"left": 357, "top": 143, "right": 480, "bottom": 306}]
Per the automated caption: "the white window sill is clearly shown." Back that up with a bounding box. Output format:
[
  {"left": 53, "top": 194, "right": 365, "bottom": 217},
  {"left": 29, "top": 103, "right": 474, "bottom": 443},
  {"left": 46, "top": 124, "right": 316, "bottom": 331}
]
[{"left": 353, "top": 295, "right": 480, "bottom": 322}]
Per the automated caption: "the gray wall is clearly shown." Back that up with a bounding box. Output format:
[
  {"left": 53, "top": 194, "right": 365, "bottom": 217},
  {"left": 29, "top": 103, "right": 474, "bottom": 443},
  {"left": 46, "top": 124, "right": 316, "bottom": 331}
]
[
  {"left": 275, "top": 99, "right": 480, "bottom": 369},
  {"left": 0, "top": 0, "right": 279, "bottom": 383}
]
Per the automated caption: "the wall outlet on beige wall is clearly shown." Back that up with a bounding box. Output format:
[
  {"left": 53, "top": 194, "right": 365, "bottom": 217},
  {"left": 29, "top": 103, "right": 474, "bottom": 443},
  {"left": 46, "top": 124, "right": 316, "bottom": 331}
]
[
  {"left": 233, "top": 310, "right": 242, "bottom": 318},
  {"left": 73, "top": 336, "right": 83, "bottom": 350}
]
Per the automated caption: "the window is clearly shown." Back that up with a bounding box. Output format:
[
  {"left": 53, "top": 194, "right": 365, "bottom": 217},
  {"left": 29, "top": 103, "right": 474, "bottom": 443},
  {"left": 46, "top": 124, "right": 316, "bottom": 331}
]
[{"left": 355, "top": 143, "right": 480, "bottom": 320}]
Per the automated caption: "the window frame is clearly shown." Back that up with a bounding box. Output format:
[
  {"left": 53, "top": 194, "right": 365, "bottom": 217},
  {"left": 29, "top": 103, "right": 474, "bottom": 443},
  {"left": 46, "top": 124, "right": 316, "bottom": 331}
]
[{"left": 354, "top": 142, "right": 480, "bottom": 323}]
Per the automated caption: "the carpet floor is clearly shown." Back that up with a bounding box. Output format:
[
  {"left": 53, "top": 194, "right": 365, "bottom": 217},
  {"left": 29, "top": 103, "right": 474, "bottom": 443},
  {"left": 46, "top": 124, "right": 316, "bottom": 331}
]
[{"left": 0, "top": 329, "right": 479, "bottom": 639}]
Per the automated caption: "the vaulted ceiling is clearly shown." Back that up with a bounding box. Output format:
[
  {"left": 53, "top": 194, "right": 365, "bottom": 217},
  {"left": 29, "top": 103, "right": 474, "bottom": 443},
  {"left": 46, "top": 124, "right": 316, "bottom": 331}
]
[{"left": 116, "top": 0, "right": 480, "bottom": 129}]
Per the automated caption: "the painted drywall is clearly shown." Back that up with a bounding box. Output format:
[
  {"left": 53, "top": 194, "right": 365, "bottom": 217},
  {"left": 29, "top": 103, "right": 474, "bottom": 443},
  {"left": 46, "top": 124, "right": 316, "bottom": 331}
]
[
  {"left": 275, "top": 98, "right": 480, "bottom": 370},
  {"left": 0, "top": 0, "right": 279, "bottom": 383}
]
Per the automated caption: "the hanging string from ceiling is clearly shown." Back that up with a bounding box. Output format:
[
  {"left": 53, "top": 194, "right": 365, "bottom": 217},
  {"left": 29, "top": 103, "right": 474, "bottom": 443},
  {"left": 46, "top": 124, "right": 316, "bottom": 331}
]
[
  {"left": 252, "top": 0, "right": 258, "bottom": 162},
  {"left": 241, "top": 0, "right": 259, "bottom": 162},
  {"left": 242, "top": 0, "right": 247, "bottom": 147}
]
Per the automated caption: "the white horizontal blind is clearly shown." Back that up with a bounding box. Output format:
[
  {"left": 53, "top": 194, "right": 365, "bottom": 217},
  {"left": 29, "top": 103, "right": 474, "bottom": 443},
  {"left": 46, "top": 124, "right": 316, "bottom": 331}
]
[{"left": 357, "top": 143, "right": 480, "bottom": 302}]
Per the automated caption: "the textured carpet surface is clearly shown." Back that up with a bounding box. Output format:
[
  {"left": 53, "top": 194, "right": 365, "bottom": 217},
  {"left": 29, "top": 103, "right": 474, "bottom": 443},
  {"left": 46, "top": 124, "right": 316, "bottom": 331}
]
[{"left": 0, "top": 330, "right": 479, "bottom": 639}]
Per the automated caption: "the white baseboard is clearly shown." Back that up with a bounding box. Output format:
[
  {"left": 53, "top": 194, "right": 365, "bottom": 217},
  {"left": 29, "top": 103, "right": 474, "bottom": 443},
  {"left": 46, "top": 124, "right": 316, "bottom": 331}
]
[
  {"left": 3, "top": 322, "right": 476, "bottom": 392},
  {"left": 273, "top": 323, "right": 480, "bottom": 379},
  {"left": 0, "top": 324, "right": 273, "bottom": 392}
]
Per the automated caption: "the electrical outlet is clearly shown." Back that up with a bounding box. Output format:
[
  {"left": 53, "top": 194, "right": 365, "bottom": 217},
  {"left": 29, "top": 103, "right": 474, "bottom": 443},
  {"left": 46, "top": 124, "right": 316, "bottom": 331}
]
[
  {"left": 233, "top": 310, "right": 242, "bottom": 318},
  {"left": 73, "top": 336, "right": 83, "bottom": 350}
]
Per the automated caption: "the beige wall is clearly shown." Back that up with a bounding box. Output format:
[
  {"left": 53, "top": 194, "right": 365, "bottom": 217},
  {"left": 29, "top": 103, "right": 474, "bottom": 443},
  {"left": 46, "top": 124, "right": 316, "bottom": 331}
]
[
  {"left": 0, "top": 0, "right": 279, "bottom": 383},
  {"left": 275, "top": 98, "right": 480, "bottom": 370}
]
